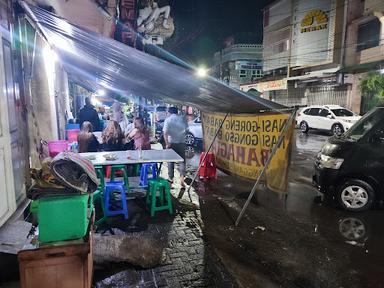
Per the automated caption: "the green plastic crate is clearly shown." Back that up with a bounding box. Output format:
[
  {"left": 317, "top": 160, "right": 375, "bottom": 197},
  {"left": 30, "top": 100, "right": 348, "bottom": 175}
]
[{"left": 34, "top": 194, "right": 93, "bottom": 243}]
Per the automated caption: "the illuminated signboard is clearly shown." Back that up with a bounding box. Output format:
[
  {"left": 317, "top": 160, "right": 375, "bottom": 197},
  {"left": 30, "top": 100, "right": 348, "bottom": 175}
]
[
  {"left": 300, "top": 9, "right": 328, "bottom": 33},
  {"left": 235, "top": 60, "right": 262, "bottom": 70}
]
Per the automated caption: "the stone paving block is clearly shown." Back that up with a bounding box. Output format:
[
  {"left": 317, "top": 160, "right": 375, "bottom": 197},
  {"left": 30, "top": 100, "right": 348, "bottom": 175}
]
[
  {"left": 140, "top": 282, "right": 157, "bottom": 288},
  {"left": 94, "top": 180, "right": 228, "bottom": 288},
  {"left": 165, "top": 278, "right": 181, "bottom": 288},
  {"left": 139, "top": 269, "right": 155, "bottom": 283},
  {"left": 169, "top": 252, "right": 188, "bottom": 258},
  {"left": 155, "top": 264, "right": 178, "bottom": 273}
]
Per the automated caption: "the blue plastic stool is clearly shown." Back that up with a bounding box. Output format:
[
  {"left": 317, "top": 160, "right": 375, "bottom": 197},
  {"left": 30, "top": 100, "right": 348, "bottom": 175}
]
[
  {"left": 104, "top": 181, "right": 128, "bottom": 219},
  {"left": 140, "top": 163, "right": 158, "bottom": 187}
]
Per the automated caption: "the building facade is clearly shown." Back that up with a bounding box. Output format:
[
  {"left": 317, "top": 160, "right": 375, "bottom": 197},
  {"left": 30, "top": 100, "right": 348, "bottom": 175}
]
[
  {"left": 0, "top": 0, "right": 100, "bottom": 227},
  {"left": 344, "top": 0, "right": 384, "bottom": 112},
  {"left": 256, "top": 0, "right": 384, "bottom": 113},
  {"left": 212, "top": 44, "right": 263, "bottom": 89}
]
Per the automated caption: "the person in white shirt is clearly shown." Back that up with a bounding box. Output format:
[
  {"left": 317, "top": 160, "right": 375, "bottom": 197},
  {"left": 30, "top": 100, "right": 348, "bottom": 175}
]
[{"left": 163, "top": 107, "right": 187, "bottom": 187}]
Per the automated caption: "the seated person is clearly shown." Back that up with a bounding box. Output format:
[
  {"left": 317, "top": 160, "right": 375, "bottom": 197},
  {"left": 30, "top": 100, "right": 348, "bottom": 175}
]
[
  {"left": 77, "top": 121, "right": 99, "bottom": 153},
  {"left": 128, "top": 117, "right": 151, "bottom": 150},
  {"left": 101, "top": 120, "right": 124, "bottom": 151}
]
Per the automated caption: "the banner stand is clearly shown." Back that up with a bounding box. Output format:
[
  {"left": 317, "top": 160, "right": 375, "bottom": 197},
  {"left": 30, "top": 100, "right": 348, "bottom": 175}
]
[
  {"left": 235, "top": 108, "right": 296, "bottom": 226},
  {"left": 179, "top": 112, "right": 230, "bottom": 201}
]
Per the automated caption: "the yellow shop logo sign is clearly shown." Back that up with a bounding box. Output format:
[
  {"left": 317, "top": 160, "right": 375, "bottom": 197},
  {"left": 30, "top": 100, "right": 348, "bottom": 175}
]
[{"left": 300, "top": 9, "right": 328, "bottom": 33}]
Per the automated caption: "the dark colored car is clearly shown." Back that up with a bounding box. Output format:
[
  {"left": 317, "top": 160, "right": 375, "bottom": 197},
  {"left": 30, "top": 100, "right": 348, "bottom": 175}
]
[{"left": 313, "top": 106, "right": 384, "bottom": 212}]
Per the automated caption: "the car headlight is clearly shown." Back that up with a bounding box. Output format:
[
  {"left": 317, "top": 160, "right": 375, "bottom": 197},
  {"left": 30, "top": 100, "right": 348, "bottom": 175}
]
[{"left": 318, "top": 154, "right": 344, "bottom": 169}]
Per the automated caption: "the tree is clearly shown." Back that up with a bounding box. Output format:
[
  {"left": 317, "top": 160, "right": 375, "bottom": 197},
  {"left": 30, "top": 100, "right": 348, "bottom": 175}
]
[
  {"left": 360, "top": 71, "right": 384, "bottom": 98},
  {"left": 360, "top": 71, "right": 384, "bottom": 112}
]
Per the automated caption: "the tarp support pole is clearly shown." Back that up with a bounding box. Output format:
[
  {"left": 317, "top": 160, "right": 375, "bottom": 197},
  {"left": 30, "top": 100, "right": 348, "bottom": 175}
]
[
  {"left": 180, "top": 112, "right": 230, "bottom": 201},
  {"left": 235, "top": 108, "right": 296, "bottom": 226}
]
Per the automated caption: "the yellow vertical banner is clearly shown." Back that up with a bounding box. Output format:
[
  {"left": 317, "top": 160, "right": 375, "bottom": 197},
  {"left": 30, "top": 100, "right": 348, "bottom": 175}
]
[{"left": 202, "top": 112, "right": 294, "bottom": 193}]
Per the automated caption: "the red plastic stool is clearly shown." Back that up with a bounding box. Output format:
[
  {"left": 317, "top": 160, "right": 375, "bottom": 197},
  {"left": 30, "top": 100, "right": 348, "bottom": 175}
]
[
  {"left": 105, "top": 166, "right": 124, "bottom": 178},
  {"left": 198, "top": 152, "right": 217, "bottom": 180}
]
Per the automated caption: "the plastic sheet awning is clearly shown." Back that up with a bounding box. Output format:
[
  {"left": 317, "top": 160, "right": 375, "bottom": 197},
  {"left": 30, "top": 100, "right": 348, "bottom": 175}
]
[{"left": 21, "top": 2, "right": 286, "bottom": 113}]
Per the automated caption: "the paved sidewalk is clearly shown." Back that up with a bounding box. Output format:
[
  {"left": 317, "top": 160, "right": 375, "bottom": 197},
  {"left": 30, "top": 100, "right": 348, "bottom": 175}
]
[{"left": 94, "top": 163, "right": 233, "bottom": 288}]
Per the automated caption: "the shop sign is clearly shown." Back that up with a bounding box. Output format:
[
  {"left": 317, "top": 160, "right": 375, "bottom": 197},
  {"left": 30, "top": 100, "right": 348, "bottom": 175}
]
[
  {"left": 137, "top": 0, "right": 174, "bottom": 45},
  {"left": 202, "top": 112, "right": 294, "bottom": 192},
  {"left": 290, "top": 0, "right": 333, "bottom": 67},
  {"left": 115, "top": 0, "right": 138, "bottom": 46},
  {"left": 240, "top": 79, "right": 287, "bottom": 92},
  {"left": 300, "top": 9, "right": 328, "bottom": 33},
  {"left": 235, "top": 60, "right": 262, "bottom": 70}
]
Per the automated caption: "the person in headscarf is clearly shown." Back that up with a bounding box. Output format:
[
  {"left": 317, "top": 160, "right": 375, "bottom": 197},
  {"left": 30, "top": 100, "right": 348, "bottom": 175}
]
[{"left": 112, "top": 101, "right": 133, "bottom": 135}]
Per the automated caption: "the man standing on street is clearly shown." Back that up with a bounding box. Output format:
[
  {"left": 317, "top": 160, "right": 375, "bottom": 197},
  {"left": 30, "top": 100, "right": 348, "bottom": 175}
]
[
  {"left": 163, "top": 107, "right": 187, "bottom": 188},
  {"left": 78, "top": 97, "right": 101, "bottom": 131}
]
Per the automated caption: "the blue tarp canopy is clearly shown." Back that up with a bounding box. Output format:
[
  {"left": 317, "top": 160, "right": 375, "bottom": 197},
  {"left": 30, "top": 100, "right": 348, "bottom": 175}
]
[{"left": 21, "top": 2, "right": 286, "bottom": 113}]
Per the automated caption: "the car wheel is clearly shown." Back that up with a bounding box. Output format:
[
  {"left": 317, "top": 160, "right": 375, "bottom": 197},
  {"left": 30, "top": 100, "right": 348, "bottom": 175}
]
[
  {"left": 185, "top": 132, "right": 195, "bottom": 146},
  {"left": 338, "top": 217, "right": 366, "bottom": 241},
  {"left": 332, "top": 123, "right": 344, "bottom": 136},
  {"left": 300, "top": 121, "right": 309, "bottom": 133},
  {"left": 185, "top": 145, "right": 195, "bottom": 159},
  {"left": 337, "top": 179, "right": 374, "bottom": 212}
]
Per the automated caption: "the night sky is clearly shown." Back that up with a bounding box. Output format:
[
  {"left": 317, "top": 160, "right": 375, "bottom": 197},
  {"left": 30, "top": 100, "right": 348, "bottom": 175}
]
[{"left": 164, "top": 0, "right": 273, "bottom": 66}]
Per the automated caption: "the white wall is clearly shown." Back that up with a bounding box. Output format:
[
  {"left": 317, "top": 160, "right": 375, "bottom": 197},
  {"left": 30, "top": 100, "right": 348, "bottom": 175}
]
[{"left": 263, "top": 0, "right": 292, "bottom": 72}]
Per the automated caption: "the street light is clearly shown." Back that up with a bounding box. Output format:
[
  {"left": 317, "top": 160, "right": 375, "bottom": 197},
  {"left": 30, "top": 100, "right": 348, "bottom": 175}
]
[
  {"left": 96, "top": 89, "right": 106, "bottom": 96},
  {"left": 196, "top": 67, "right": 208, "bottom": 78}
]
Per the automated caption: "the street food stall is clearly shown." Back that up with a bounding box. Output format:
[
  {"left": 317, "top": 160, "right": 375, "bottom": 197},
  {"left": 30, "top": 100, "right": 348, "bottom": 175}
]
[{"left": 16, "top": 2, "right": 293, "bottom": 287}]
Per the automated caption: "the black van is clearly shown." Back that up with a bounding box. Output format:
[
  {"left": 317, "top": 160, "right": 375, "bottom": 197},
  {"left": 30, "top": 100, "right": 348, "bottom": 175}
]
[{"left": 313, "top": 106, "right": 384, "bottom": 212}]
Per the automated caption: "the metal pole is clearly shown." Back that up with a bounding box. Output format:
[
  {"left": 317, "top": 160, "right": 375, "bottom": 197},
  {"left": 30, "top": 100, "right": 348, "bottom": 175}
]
[
  {"left": 180, "top": 112, "right": 229, "bottom": 201},
  {"left": 235, "top": 109, "right": 296, "bottom": 226}
]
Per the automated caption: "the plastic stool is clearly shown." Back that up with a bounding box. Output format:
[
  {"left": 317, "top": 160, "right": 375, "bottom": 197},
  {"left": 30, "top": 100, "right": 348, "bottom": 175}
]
[
  {"left": 93, "top": 189, "right": 107, "bottom": 225},
  {"left": 104, "top": 181, "right": 128, "bottom": 219},
  {"left": 134, "top": 164, "right": 141, "bottom": 176},
  {"left": 198, "top": 152, "right": 217, "bottom": 180},
  {"left": 94, "top": 166, "right": 105, "bottom": 191},
  {"left": 109, "top": 165, "right": 129, "bottom": 191},
  {"left": 140, "top": 163, "right": 158, "bottom": 187},
  {"left": 147, "top": 178, "right": 173, "bottom": 217}
]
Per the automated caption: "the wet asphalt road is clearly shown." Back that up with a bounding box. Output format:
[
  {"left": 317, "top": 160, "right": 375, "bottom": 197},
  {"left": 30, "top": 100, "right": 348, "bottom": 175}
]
[
  {"left": 288, "top": 130, "right": 384, "bottom": 287},
  {"left": 187, "top": 129, "right": 384, "bottom": 288}
]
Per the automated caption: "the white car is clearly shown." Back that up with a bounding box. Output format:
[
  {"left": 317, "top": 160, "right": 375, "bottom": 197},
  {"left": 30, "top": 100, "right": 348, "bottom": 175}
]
[
  {"left": 185, "top": 118, "right": 203, "bottom": 145},
  {"left": 296, "top": 105, "right": 361, "bottom": 135}
]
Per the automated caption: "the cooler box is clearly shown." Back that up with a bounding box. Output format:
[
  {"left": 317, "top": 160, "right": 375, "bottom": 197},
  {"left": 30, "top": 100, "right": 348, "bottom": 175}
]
[
  {"left": 33, "top": 194, "right": 93, "bottom": 243},
  {"left": 66, "top": 129, "right": 80, "bottom": 143},
  {"left": 65, "top": 123, "right": 80, "bottom": 130},
  {"left": 47, "top": 140, "right": 68, "bottom": 157}
]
